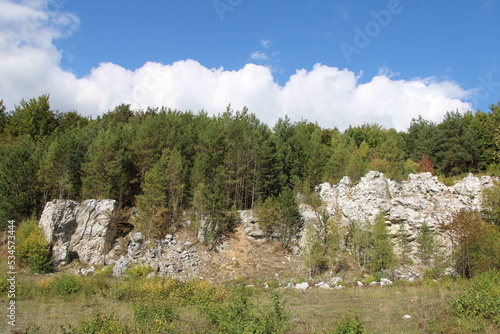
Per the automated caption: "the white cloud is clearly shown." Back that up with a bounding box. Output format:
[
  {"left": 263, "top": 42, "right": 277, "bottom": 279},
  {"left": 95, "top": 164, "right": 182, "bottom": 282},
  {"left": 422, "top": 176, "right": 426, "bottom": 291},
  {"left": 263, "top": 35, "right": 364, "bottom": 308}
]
[
  {"left": 0, "top": 0, "right": 473, "bottom": 131},
  {"left": 377, "top": 66, "right": 399, "bottom": 78},
  {"left": 249, "top": 50, "right": 269, "bottom": 61},
  {"left": 260, "top": 39, "right": 270, "bottom": 48}
]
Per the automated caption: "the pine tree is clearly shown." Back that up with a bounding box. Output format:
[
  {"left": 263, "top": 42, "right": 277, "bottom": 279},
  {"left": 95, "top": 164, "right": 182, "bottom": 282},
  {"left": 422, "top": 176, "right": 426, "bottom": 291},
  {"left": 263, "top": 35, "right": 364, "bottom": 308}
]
[
  {"left": 81, "top": 125, "right": 134, "bottom": 202},
  {"left": 0, "top": 137, "right": 41, "bottom": 227},
  {"left": 370, "top": 212, "right": 394, "bottom": 271},
  {"left": 416, "top": 222, "right": 438, "bottom": 266},
  {"left": 345, "top": 220, "right": 372, "bottom": 271},
  {"left": 275, "top": 188, "right": 303, "bottom": 250},
  {"left": 0, "top": 99, "right": 8, "bottom": 134}
]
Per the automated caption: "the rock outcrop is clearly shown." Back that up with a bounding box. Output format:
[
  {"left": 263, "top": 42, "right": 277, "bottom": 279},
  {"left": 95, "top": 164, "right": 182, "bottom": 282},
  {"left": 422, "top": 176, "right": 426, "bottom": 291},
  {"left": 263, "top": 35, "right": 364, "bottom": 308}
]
[
  {"left": 39, "top": 172, "right": 496, "bottom": 280},
  {"left": 317, "top": 171, "right": 494, "bottom": 240},
  {"left": 109, "top": 231, "right": 204, "bottom": 280},
  {"left": 39, "top": 199, "right": 119, "bottom": 266}
]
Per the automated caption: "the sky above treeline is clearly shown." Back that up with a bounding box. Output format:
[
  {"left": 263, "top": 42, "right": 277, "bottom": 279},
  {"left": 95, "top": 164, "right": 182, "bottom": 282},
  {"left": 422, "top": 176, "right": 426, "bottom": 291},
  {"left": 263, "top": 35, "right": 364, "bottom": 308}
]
[{"left": 1, "top": 0, "right": 499, "bottom": 130}]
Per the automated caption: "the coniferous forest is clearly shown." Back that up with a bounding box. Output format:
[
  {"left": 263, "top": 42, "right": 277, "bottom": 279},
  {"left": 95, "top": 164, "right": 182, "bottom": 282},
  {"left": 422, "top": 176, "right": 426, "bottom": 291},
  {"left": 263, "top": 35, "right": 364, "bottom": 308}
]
[{"left": 0, "top": 94, "right": 499, "bottom": 232}]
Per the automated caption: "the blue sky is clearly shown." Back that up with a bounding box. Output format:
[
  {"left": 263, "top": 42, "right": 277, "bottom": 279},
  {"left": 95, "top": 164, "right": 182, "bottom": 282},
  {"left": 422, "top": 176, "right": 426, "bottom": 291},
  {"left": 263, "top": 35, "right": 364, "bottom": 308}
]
[{"left": 1, "top": 0, "right": 499, "bottom": 130}]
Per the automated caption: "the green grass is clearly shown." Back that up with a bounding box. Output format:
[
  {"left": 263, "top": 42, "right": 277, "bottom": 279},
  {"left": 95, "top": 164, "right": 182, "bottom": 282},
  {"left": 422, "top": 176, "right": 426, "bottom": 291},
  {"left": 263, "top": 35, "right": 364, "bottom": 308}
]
[
  {"left": 1, "top": 242, "right": 499, "bottom": 334},
  {"left": 2, "top": 273, "right": 496, "bottom": 334}
]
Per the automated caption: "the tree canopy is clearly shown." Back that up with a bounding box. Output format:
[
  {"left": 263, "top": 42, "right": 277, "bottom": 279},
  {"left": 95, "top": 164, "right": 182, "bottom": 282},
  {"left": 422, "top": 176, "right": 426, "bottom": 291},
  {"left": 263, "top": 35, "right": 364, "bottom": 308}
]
[{"left": 0, "top": 96, "right": 499, "bottom": 231}]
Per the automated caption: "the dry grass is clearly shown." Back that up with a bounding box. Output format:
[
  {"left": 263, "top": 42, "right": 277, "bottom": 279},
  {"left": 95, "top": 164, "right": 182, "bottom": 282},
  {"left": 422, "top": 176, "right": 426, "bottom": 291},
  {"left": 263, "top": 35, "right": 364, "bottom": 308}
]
[
  {"left": 1, "top": 239, "right": 498, "bottom": 334},
  {"left": 1, "top": 276, "right": 498, "bottom": 334},
  {"left": 284, "top": 283, "right": 453, "bottom": 333}
]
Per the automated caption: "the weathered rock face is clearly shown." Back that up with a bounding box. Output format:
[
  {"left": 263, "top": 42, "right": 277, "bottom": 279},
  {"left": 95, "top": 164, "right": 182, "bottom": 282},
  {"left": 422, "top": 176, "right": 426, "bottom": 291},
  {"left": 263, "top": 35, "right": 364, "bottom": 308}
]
[
  {"left": 39, "top": 200, "right": 79, "bottom": 266},
  {"left": 40, "top": 199, "right": 205, "bottom": 279},
  {"left": 108, "top": 232, "right": 204, "bottom": 280},
  {"left": 39, "top": 199, "right": 118, "bottom": 266},
  {"left": 317, "top": 171, "right": 494, "bottom": 234},
  {"left": 39, "top": 172, "right": 495, "bottom": 280}
]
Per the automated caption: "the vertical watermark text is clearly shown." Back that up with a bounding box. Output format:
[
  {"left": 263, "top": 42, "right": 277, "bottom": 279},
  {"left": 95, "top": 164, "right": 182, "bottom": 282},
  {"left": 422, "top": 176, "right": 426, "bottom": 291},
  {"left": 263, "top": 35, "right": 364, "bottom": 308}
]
[{"left": 6, "top": 220, "right": 17, "bottom": 327}]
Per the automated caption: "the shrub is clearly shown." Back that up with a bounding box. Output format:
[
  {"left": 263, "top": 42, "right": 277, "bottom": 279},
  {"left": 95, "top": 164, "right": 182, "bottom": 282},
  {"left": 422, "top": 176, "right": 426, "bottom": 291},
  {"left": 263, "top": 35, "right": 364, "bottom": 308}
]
[
  {"left": 133, "top": 297, "right": 177, "bottom": 333},
  {"left": 482, "top": 182, "right": 500, "bottom": 226},
  {"left": 123, "top": 264, "right": 153, "bottom": 280},
  {"left": 370, "top": 212, "right": 394, "bottom": 272},
  {"left": 77, "top": 310, "right": 128, "bottom": 334},
  {"left": 17, "top": 218, "right": 52, "bottom": 273},
  {"left": 332, "top": 310, "right": 366, "bottom": 334},
  {"left": 442, "top": 209, "right": 500, "bottom": 277},
  {"left": 200, "top": 287, "right": 291, "bottom": 334},
  {"left": 0, "top": 273, "right": 8, "bottom": 294},
  {"left": 450, "top": 269, "right": 500, "bottom": 326},
  {"left": 52, "top": 274, "right": 84, "bottom": 299}
]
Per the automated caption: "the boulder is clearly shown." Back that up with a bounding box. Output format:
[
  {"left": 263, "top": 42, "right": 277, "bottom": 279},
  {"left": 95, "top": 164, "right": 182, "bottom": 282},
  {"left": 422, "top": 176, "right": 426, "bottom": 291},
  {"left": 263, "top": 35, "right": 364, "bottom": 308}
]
[
  {"left": 39, "top": 199, "right": 118, "bottom": 266},
  {"left": 38, "top": 200, "right": 79, "bottom": 266}
]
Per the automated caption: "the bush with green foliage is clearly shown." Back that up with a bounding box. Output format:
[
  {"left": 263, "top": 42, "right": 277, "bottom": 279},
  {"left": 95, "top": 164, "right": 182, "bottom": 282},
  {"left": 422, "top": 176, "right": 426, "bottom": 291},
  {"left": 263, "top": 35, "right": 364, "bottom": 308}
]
[
  {"left": 76, "top": 310, "right": 128, "bottom": 334},
  {"left": 450, "top": 269, "right": 500, "bottom": 326},
  {"left": 332, "top": 310, "right": 366, "bottom": 334},
  {"left": 123, "top": 264, "right": 154, "bottom": 280},
  {"left": 482, "top": 182, "right": 500, "bottom": 227},
  {"left": 132, "top": 297, "right": 177, "bottom": 333},
  {"left": 51, "top": 274, "right": 85, "bottom": 299},
  {"left": 201, "top": 287, "right": 291, "bottom": 334},
  {"left": 344, "top": 212, "right": 394, "bottom": 273},
  {"left": 16, "top": 219, "right": 52, "bottom": 273},
  {"left": 442, "top": 209, "right": 500, "bottom": 278}
]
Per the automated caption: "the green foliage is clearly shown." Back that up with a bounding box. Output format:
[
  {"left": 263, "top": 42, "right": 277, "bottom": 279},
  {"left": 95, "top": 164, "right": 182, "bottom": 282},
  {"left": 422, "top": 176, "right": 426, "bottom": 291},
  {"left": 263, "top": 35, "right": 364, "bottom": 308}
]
[
  {"left": 482, "top": 182, "right": 500, "bottom": 226},
  {"left": 0, "top": 99, "right": 8, "bottom": 134},
  {"left": 397, "top": 223, "right": 413, "bottom": 266},
  {"left": 275, "top": 187, "right": 303, "bottom": 250},
  {"left": 77, "top": 310, "right": 128, "bottom": 334},
  {"left": 332, "top": 310, "right": 366, "bottom": 334},
  {"left": 0, "top": 137, "right": 41, "bottom": 227},
  {"left": 450, "top": 269, "right": 500, "bottom": 326},
  {"left": 416, "top": 222, "right": 438, "bottom": 266},
  {"left": 124, "top": 264, "right": 154, "bottom": 280},
  {"left": 255, "top": 196, "right": 279, "bottom": 236},
  {"left": 370, "top": 212, "right": 394, "bottom": 271},
  {"left": 135, "top": 147, "right": 185, "bottom": 237},
  {"left": 52, "top": 274, "right": 85, "bottom": 299},
  {"left": 133, "top": 297, "right": 177, "bottom": 333},
  {"left": 344, "top": 212, "right": 394, "bottom": 273},
  {"left": 2, "top": 95, "right": 500, "bottom": 231},
  {"left": 17, "top": 219, "right": 52, "bottom": 273},
  {"left": 345, "top": 220, "right": 373, "bottom": 271},
  {"left": 81, "top": 124, "right": 134, "bottom": 202},
  {"left": 304, "top": 225, "right": 329, "bottom": 276},
  {"left": 443, "top": 209, "right": 500, "bottom": 278},
  {"left": 304, "top": 208, "right": 341, "bottom": 276},
  {"left": 255, "top": 188, "right": 303, "bottom": 250},
  {"left": 8, "top": 94, "right": 57, "bottom": 140},
  {"left": 201, "top": 287, "right": 291, "bottom": 334}
]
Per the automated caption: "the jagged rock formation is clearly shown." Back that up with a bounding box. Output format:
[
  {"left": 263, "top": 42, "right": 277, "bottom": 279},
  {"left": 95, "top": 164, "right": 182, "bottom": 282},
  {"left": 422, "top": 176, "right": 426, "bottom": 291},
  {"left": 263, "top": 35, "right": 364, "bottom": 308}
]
[
  {"left": 110, "top": 231, "right": 205, "bottom": 279},
  {"left": 39, "top": 199, "right": 205, "bottom": 280},
  {"left": 317, "top": 171, "right": 494, "bottom": 239},
  {"left": 39, "top": 172, "right": 495, "bottom": 280}
]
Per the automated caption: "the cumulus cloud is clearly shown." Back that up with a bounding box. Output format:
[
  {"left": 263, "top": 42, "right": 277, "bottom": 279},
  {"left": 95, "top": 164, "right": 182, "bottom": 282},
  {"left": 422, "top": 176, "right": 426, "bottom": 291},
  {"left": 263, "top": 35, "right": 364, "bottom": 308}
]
[{"left": 0, "top": 0, "right": 473, "bottom": 131}]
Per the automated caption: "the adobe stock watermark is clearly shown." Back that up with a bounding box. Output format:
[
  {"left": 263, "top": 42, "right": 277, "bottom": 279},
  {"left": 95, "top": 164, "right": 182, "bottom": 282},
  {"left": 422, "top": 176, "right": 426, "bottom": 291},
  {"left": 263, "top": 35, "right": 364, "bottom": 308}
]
[
  {"left": 213, "top": 0, "right": 244, "bottom": 21},
  {"left": 470, "top": 69, "right": 500, "bottom": 110},
  {"left": 340, "top": 0, "right": 409, "bottom": 63},
  {"left": 130, "top": 66, "right": 165, "bottom": 106},
  {"left": 5, "top": 220, "right": 17, "bottom": 328}
]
